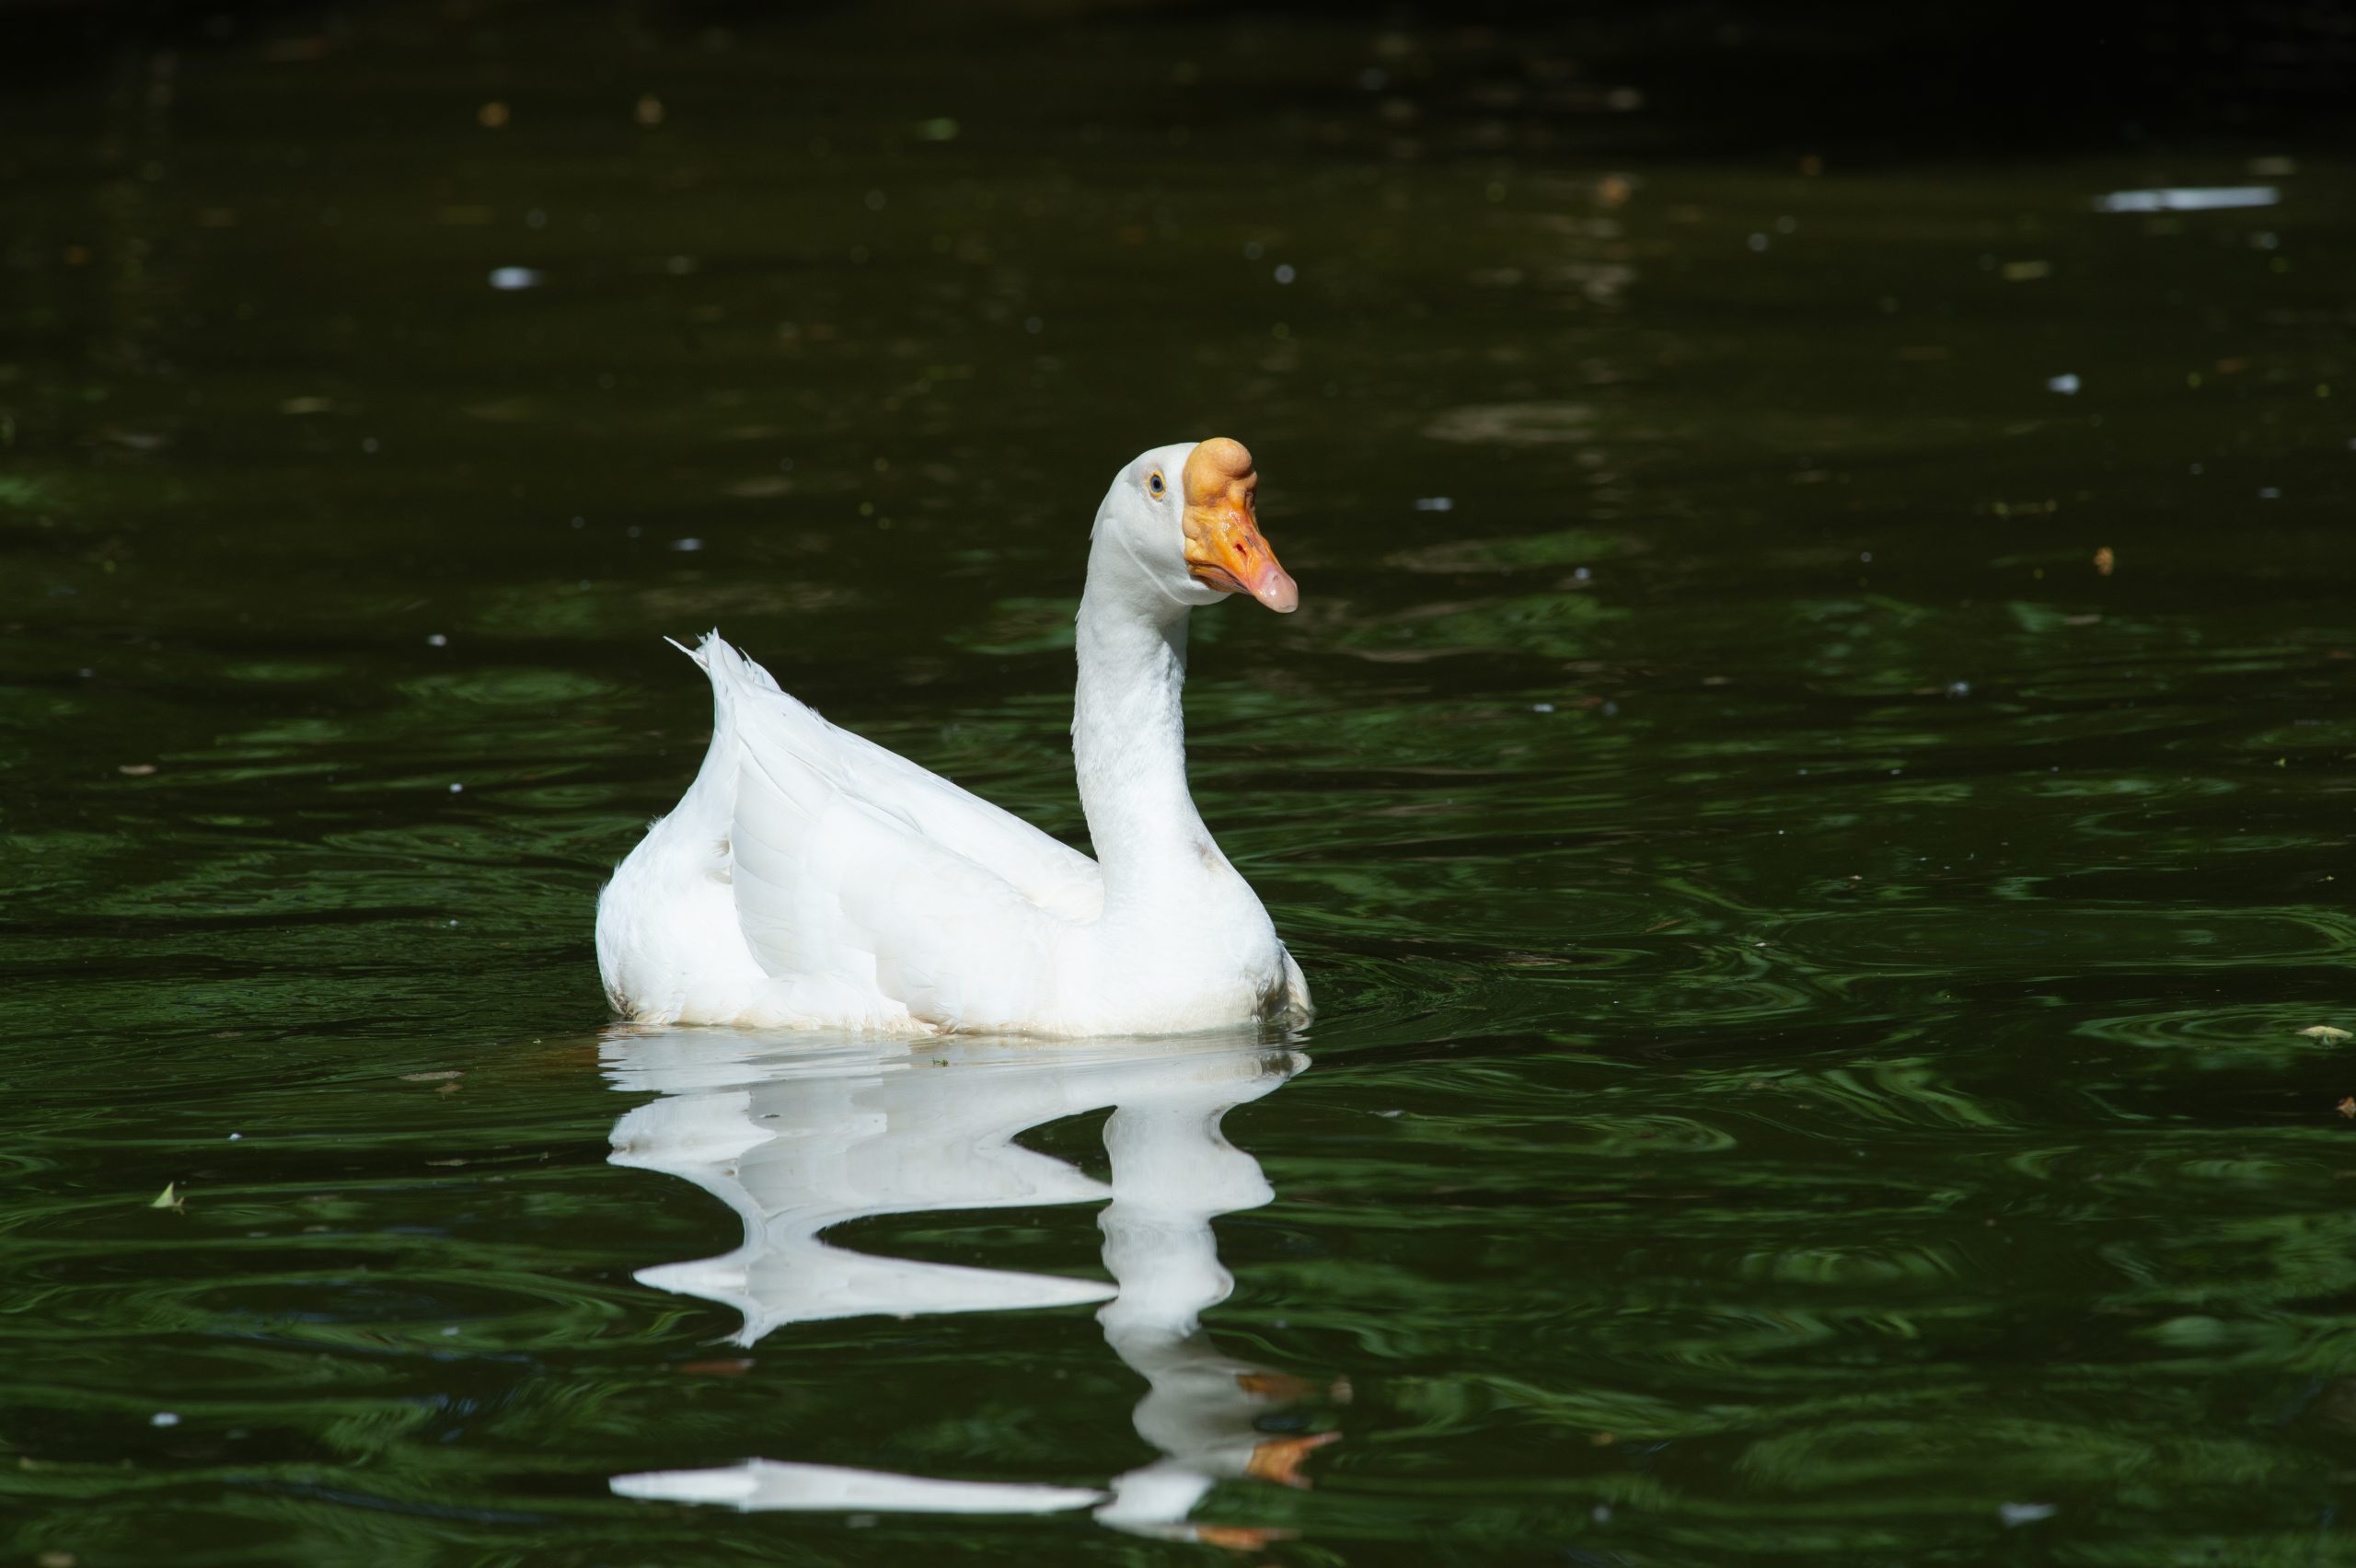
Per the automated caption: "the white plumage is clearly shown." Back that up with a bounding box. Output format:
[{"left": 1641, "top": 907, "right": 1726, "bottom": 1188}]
[{"left": 595, "top": 436, "right": 1311, "bottom": 1036}]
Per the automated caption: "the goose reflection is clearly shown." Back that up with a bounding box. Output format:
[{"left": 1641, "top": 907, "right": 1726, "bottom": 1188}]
[{"left": 601, "top": 1027, "right": 1336, "bottom": 1541}]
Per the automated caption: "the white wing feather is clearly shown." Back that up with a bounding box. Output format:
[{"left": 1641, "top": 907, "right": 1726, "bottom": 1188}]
[
  {"left": 696, "top": 635, "right": 1102, "bottom": 920},
  {"left": 696, "top": 633, "right": 1097, "bottom": 1029}
]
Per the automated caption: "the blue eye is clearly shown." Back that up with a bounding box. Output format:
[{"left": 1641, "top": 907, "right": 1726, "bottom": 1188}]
[{"left": 1148, "top": 472, "right": 1166, "bottom": 497}]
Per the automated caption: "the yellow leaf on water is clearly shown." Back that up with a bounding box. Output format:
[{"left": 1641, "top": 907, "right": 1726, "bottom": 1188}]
[
  {"left": 2300, "top": 1025, "right": 2352, "bottom": 1043},
  {"left": 149, "top": 1182, "right": 182, "bottom": 1210}
]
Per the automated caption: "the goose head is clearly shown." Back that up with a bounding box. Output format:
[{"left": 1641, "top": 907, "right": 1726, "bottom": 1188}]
[{"left": 1093, "top": 437, "right": 1299, "bottom": 615}]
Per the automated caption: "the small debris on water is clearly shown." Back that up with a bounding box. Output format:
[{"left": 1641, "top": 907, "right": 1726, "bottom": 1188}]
[
  {"left": 2338, "top": 1097, "right": 2355, "bottom": 1119},
  {"left": 2046, "top": 374, "right": 2081, "bottom": 395},
  {"left": 426, "top": 633, "right": 448, "bottom": 646},
  {"left": 150, "top": 1412, "right": 180, "bottom": 1428},
  {"left": 401, "top": 1070, "right": 463, "bottom": 1082},
  {"left": 1413, "top": 496, "right": 1453, "bottom": 511},
  {"left": 489, "top": 266, "right": 543, "bottom": 291},
  {"left": 449, "top": 783, "right": 464, "bottom": 793},
  {"left": 2093, "top": 546, "right": 2115, "bottom": 576},
  {"left": 2301, "top": 1026, "right": 2352, "bottom": 1043},
  {"left": 119, "top": 763, "right": 157, "bottom": 776},
  {"left": 1530, "top": 702, "right": 1554, "bottom": 713},
  {"left": 1999, "top": 1502, "right": 2058, "bottom": 1527}
]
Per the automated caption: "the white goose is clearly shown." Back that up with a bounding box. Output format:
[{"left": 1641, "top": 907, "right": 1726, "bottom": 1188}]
[{"left": 595, "top": 436, "right": 1312, "bottom": 1035}]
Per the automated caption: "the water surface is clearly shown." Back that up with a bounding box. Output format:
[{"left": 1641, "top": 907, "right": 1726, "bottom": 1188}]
[{"left": 5, "top": 5, "right": 2356, "bottom": 1562}]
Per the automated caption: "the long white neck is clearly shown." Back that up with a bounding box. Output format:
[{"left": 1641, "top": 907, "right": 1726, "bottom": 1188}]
[{"left": 1070, "top": 546, "right": 1217, "bottom": 910}]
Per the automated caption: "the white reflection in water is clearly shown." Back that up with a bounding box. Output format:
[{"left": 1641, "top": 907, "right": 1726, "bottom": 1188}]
[
  {"left": 601, "top": 1028, "right": 1330, "bottom": 1542},
  {"left": 2091, "top": 185, "right": 2280, "bottom": 213}
]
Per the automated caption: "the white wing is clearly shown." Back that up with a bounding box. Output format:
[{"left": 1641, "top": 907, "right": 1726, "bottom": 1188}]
[
  {"left": 696, "top": 635, "right": 1102, "bottom": 920},
  {"left": 694, "top": 634, "right": 1099, "bottom": 1029}
]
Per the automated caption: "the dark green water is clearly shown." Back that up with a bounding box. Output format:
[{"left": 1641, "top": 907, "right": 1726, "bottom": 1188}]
[{"left": 6, "top": 5, "right": 2356, "bottom": 1562}]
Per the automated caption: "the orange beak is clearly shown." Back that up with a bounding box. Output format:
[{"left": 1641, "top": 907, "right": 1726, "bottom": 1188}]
[{"left": 1182, "top": 436, "right": 1299, "bottom": 613}]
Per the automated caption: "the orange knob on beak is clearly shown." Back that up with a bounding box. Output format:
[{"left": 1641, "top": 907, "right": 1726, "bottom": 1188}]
[{"left": 1181, "top": 436, "right": 1299, "bottom": 613}]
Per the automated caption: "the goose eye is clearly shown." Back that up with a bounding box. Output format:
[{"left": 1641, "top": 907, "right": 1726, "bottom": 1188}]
[{"left": 1147, "top": 471, "right": 1166, "bottom": 498}]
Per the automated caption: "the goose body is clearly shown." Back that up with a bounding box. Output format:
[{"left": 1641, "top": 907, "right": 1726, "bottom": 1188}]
[{"left": 595, "top": 437, "right": 1311, "bottom": 1036}]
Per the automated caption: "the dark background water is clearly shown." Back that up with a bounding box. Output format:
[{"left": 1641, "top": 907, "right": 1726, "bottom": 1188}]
[{"left": 5, "top": 2, "right": 2355, "bottom": 1562}]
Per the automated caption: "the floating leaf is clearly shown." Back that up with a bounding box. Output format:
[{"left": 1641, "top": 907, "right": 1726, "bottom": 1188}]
[
  {"left": 149, "top": 1182, "right": 183, "bottom": 1211},
  {"left": 2300, "top": 1025, "right": 2351, "bottom": 1043}
]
